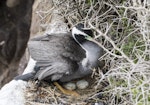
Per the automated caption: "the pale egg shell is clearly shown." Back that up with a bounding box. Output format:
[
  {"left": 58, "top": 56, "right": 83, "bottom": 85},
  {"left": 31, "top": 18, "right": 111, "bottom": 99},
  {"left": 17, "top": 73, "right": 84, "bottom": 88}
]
[
  {"left": 76, "top": 80, "right": 89, "bottom": 89},
  {"left": 63, "top": 82, "right": 76, "bottom": 90}
]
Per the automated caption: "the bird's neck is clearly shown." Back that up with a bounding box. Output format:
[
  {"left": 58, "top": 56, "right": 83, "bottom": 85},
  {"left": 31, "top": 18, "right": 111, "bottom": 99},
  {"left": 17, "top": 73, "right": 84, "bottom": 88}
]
[{"left": 80, "top": 40, "right": 102, "bottom": 68}]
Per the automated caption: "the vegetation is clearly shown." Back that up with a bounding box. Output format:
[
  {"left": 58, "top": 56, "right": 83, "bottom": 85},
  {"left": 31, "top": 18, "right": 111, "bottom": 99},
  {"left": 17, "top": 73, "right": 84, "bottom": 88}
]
[{"left": 28, "top": 0, "right": 150, "bottom": 104}]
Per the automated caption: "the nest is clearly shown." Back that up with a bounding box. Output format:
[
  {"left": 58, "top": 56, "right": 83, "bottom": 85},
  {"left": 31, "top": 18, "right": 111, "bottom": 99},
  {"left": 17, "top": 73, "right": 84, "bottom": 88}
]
[{"left": 25, "top": 76, "right": 107, "bottom": 105}]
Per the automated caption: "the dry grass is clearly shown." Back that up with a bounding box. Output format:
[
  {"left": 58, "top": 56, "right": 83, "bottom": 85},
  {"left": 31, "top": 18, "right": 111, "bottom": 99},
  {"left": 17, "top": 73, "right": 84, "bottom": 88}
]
[
  {"left": 27, "top": 0, "right": 150, "bottom": 105},
  {"left": 25, "top": 78, "right": 106, "bottom": 104}
]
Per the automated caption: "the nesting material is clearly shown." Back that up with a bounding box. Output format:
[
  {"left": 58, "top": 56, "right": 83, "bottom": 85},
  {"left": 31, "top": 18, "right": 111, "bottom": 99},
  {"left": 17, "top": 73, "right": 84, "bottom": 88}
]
[
  {"left": 63, "top": 82, "right": 76, "bottom": 90},
  {"left": 76, "top": 80, "right": 89, "bottom": 89}
]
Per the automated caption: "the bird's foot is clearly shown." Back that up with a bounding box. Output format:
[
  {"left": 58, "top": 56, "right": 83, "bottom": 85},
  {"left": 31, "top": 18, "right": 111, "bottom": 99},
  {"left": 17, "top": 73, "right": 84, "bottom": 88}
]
[{"left": 53, "top": 82, "right": 80, "bottom": 97}]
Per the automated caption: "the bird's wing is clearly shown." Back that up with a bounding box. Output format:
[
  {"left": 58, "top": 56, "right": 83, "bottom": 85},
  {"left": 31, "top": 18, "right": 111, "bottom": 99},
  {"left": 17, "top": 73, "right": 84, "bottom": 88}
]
[
  {"left": 14, "top": 72, "right": 35, "bottom": 81},
  {"left": 61, "top": 37, "right": 86, "bottom": 62},
  {"left": 34, "top": 59, "right": 78, "bottom": 81},
  {"left": 30, "top": 33, "right": 70, "bottom": 41},
  {"left": 30, "top": 34, "right": 58, "bottom": 41},
  {"left": 27, "top": 33, "right": 86, "bottom": 82},
  {"left": 29, "top": 33, "right": 86, "bottom": 61}
]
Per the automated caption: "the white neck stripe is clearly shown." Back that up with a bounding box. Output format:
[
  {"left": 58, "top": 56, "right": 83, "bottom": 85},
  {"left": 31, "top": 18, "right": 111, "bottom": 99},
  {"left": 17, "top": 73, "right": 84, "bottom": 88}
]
[{"left": 72, "top": 27, "right": 87, "bottom": 37}]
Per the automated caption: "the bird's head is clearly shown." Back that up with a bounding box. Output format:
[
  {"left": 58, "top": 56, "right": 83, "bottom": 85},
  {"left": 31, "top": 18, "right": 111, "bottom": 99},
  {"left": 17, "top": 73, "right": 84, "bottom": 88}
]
[
  {"left": 72, "top": 23, "right": 93, "bottom": 44},
  {"left": 72, "top": 23, "right": 104, "bottom": 75}
]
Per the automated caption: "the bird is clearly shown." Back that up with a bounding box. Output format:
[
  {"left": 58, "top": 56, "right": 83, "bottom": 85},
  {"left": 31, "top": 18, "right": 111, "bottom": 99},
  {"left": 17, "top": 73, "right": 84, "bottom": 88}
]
[{"left": 15, "top": 23, "right": 104, "bottom": 96}]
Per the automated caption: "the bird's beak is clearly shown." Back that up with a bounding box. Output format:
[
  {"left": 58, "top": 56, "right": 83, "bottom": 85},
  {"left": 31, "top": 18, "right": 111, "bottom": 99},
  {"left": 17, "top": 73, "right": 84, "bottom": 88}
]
[{"left": 85, "top": 35, "right": 92, "bottom": 40}]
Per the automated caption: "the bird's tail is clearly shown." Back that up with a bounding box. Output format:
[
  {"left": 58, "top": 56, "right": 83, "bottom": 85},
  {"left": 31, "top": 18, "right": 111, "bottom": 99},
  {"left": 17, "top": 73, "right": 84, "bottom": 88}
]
[{"left": 14, "top": 73, "right": 35, "bottom": 81}]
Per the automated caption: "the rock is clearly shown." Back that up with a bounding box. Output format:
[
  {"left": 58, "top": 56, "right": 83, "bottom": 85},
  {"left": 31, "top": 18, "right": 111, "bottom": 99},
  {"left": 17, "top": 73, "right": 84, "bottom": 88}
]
[{"left": 76, "top": 80, "right": 89, "bottom": 89}]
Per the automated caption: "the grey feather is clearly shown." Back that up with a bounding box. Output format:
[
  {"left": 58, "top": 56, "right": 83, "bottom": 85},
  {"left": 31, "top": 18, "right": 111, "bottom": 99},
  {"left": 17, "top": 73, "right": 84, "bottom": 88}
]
[
  {"left": 14, "top": 73, "right": 35, "bottom": 81},
  {"left": 27, "top": 33, "right": 85, "bottom": 81},
  {"left": 15, "top": 25, "right": 104, "bottom": 83}
]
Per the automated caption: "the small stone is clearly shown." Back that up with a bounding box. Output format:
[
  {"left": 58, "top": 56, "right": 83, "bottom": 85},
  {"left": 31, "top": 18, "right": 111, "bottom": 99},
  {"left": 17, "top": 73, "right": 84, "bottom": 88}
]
[
  {"left": 76, "top": 80, "right": 89, "bottom": 89},
  {"left": 63, "top": 82, "right": 76, "bottom": 90}
]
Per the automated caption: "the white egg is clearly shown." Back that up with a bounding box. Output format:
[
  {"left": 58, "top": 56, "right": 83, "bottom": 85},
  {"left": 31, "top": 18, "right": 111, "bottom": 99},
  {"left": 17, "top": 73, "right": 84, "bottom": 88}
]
[
  {"left": 63, "top": 82, "right": 76, "bottom": 90},
  {"left": 76, "top": 80, "right": 89, "bottom": 89}
]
